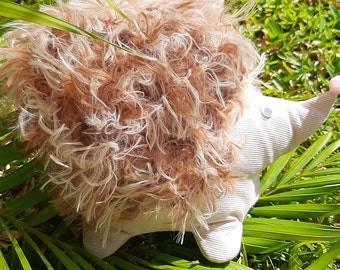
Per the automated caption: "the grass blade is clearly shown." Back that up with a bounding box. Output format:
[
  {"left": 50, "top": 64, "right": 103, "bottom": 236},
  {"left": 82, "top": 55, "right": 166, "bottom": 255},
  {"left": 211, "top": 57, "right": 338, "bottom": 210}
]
[
  {"left": 323, "top": 151, "right": 340, "bottom": 165},
  {"left": 288, "top": 243, "right": 304, "bottom": 270},
  {"left": 225, "top": 261, "right": 254, "bottom": 270},
  {"left": 17, "top": 229, "right": 54, "bottom": 270},
  {"left": 33, "top": 230, "right": 82, "bottom": 270},
  {"left": 250, "top": 204, "right": 340, "bottom": 219},
  {"left": 305, "top": 239, "right": 340, "bottom": 270},
  {"left": 244, "top": 218, "right": 340, "bottom": 242},
  {"left": 0, "top": 159, "right": 42, "bottom": 192},
  {"left": 5, "top": 213, "right": 76, "bottom": 270},
  {"left": 5, "top": 187, "right": 50, "bottom": 216},
  {"left": 303, "top": 137, "right": 340, "bottom": 171},
  {"left": 25, "top": 204, "right": 58, "bottom": 227},
  {"left": 259, "top": 184, "right": 340, "bottom": 202},
  {"left": 0, "top": 217, "right": 32, "bottom": 270},
  {"left": 0, "top": 0, "right": 156, "bottom": 61},
  {"left": 102, "top": 0, "right": 149, "bottom": 38},
  {"left": 282, "top": 174, "right": 340, "bottom": 189},
  {"left": 0, "top": 113, "right": 17, "bottom": 138},
  {"left": 56, "top": 242, "right": 96, "bottom": 270},
  {"left": 277, "top": 133, "right": 332, "bottom": 186},
  {"left": 0, "top": 141, "right": 24, "bottom": 166},
  {"left": 0, "top": 249, "right": 10, "bottom": 270},
  {"left": 302, "top": 167, "right": 340, "bottom": 177},
  {"left": 75, "top": 247, "right": 119, "bottom": 270},
  {"left": 108, "top": 255, "right": 149, "bottom": 270},
  {"left": 260, "top": 150, "right": 294, "bottom": 194},
  {"left": 117, "top": 251, "right": 179, "bottom": 270},
  {"left": 144, "top": 250, "right": 200, "bottom": 269},
  {"left": 243, "top": 236, "right": 292, "bottom": 254}
]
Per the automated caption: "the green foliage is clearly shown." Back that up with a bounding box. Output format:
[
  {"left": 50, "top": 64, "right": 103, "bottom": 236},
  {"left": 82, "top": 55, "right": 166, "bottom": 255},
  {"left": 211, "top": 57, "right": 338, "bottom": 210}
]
[
  {"left": 0, "top": 0, "right": 339, "bottom": 269},
  {"left": 246, "top": 133, "right": 340, "bottom": 269},
  {"left": 0, "top": 0, "right": 155, "bottom": 60},
  {"left": 245, "top": 0, "right": 340, "bottom": 99}
]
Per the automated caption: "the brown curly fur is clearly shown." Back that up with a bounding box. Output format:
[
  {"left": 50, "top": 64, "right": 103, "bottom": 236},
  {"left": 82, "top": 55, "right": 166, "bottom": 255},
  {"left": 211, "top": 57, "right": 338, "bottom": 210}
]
[{"left": 0, "top": 0, "right": 260, "bottom": 237}]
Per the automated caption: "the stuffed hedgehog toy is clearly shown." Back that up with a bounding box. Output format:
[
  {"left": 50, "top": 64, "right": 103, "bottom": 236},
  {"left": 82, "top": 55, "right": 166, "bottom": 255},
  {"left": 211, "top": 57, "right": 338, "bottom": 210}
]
[{"left": 1, "top": 0, "right": 339, "bottom": 263}]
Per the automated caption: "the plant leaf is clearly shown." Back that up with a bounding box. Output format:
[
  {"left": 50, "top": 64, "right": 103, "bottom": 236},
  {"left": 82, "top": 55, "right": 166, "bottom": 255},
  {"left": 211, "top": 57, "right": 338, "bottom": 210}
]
[
  {"left": 5, "top": 187, "right": 50, "bottom": 216},
  {"left": 243, "top": 236, "right": 292, "bottom": 254},
  {"left": 139, "top": 250, "right": 195, "bottom": 269},
  {"left": 33, "top": 230, "right": 82, "bottom": 270},
  {"left": 277, "top": 133, "right": 332, "bottom": 186},
  {"left": 303, "top": 137, "right": 340, "bottom": 171},
  {"left": 0, "top": 249, "right": 10, "bottom": 270},
  {"left": 0, "top": 0, "right": 156, "bottom": 61},
  {"left": 0, "top": 113, "right": 17, "bottom": 138},
  {"left": 250, "top": 204, "right": 340, "bottom": 219},
  {"left": 281, "top": 175, "right": 340, "bottom": 189},
  {"left": 305, "top": 239, "right": 340, "bottom": 270},
  {"left": 244, "top": 218, "right": 340, "bottom": 242},
  {"left": 102, "top": 0, "right": 149, "bottom": 38},
  {"left": 17, "top": 229, "right": 54, "bottom": 270},
  {"left": 260, "top": 150, "right": 294, "bottom": 194},
  {"left": 108, "top": 255, "right": 149, "bottom": 270},
  {"left": 0, "top": 217, "right": 32, "bottom": 270},
  {"left": 56, "top": 241, "right": 96, "bottom": 270},
  {"left": 0, "top": 141, "right": 24, "bottom": 166},
  {"left": 25, "top": 204, "right": 58, "bottom": 227},
  {"left": 0, "top": 159, "right": 42, "bottom": 192},
  {"left": 259, "top": 184, "right": 340, "bottom": 202},
  {"left": 226, "top": 261, "right": 254, "bottom": 270}
]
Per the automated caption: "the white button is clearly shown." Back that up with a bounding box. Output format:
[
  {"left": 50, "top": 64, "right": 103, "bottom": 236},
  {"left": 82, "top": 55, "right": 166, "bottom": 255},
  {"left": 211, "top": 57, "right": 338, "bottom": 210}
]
[{"left": 262, "top": 107, "right": 272, "bottom": 118}]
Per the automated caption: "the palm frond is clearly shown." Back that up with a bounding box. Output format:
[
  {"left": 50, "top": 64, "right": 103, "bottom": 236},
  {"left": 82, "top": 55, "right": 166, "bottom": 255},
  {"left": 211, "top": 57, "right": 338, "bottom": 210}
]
[{"left": 248, "top": 132, "right": 340, "bottom": 268}]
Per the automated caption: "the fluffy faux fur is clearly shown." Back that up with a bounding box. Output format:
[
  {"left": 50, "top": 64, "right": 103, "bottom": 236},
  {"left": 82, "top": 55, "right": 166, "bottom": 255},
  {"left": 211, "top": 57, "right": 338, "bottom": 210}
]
[{"left": 0, "top": 0, "right": 261, "bottom": 238}]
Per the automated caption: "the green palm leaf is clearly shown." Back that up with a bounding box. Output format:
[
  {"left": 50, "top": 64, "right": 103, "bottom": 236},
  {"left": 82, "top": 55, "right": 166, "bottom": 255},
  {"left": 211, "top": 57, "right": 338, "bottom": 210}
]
[
  {"left": 0, "top": 0, "right": 156, "bottom": 61},
  {"left": 250, "top": 204, "right": 340, "bottom": 219},
  {"left": 0, "top": 141, "right": 25, "bottom": 166},
  {"left": 249, "top": 132, "right": 340, "bottom": 268},
  {"left": 242, "top": 236, "right": 292, "bottom": 254},
  {"left": 277, "top": 133, "right": 333, "bottom": 186},
  {"left": 16, "top": 229, "right": 54, "bottom": 270},
  {"left": 244, "top": 218, "right": 340, "bottom": 242},
  {"left": 0, "top": 217, "right": 32, "bottom": 270},
  {"left": 0, "top": 250, "right": 10, "bottom": 270},
  {"left": 0, "top": 160, "right": 42, "bottom": 192},
  {"left": 305, "top": 239, "right": 340, "bottom": 270}
]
